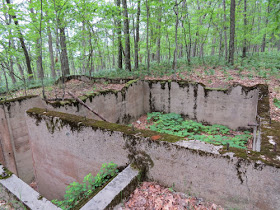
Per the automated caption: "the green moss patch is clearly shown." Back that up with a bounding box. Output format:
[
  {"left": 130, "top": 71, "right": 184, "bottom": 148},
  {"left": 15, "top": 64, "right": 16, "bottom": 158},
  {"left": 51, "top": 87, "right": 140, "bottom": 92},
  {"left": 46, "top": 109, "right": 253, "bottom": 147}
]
[
  {"left": 26, "top": 108, "right": 183, "bottom": 143},
  {"left": 0, "top": 166, "right": 13, "bottom": 180},
  {"left": 0, "top": 95, "right": 38, "bottom": 105}
]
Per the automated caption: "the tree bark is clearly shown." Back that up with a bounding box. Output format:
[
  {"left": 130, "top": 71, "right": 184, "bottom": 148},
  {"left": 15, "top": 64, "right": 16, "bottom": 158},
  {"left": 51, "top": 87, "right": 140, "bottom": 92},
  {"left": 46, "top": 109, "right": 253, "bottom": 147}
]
[
  {"left": 122, "top": 0, "right": 131, "bottom": 71},
  {"left": 228, "top": 0, "right": 235, "bottom": 65}
]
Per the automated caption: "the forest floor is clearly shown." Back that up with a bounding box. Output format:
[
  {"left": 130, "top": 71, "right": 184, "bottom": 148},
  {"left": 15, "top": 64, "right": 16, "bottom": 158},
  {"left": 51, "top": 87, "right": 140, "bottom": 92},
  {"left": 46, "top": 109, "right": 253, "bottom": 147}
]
[
  {"left": 116, "top": 182, "right": 223, "bottom": 210},
  {"left": 5, "top": 79, "right": 125, "bottom": 100}
]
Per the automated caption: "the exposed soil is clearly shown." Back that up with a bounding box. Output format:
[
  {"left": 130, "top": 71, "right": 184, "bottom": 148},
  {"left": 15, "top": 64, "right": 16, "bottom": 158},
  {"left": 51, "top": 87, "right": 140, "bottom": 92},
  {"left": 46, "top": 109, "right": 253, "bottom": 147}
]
[{"left": 116, "top": 182, "right": 223, "bottom": 210}]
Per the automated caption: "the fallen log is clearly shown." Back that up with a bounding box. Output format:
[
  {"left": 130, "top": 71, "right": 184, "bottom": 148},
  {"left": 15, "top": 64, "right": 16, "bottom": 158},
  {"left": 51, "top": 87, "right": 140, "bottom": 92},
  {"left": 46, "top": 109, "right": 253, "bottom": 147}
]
[{"left": 68, "top": 91, "right": 108, "bottom": 122}]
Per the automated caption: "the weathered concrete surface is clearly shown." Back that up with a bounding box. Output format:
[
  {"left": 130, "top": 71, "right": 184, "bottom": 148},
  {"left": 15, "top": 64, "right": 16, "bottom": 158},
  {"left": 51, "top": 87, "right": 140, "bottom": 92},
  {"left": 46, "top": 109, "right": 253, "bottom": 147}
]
[
  {"left": 0, "top": 96, "right": 45, "bottom": 183},
  {"left": 146, "top": 81, "right": 259, "bottom": 129},
  {"left": 26, "top": 109, "right": 280, "bottom": 210},
  {"left": 47, "top": 80, "right": 260, "bottom": 129},
  {"left": 46, "top": 80, "right": 145, "bottom": 124},
  {"left": 81, "top": 165, "right": 139, "bottom": 210},
  {"left": 0, "top": 165, "right": 60, "bottom": 210},
  {"left": 174, "top": 140, "right": 223, "bottom": 154},
  {"left": 25, "top": 116, "right": 130, "bottom": 200}
]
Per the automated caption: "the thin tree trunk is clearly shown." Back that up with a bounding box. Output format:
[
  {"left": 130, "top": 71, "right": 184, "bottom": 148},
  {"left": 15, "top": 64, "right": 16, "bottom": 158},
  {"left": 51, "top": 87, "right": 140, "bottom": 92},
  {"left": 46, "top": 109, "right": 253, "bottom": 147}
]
[
  {"left": 116, "top": 0, "right": 123, "bottom": 69},
  {"left": 228, "top": 0, "right": 235, "bottom": 65},
  {"left": 134, "top": 0, "right": 140, "bottom": 69},
  {"left": 122, "top": 0, "right": 131, "bottom": 71},
  {"left": 6, "top": 0, "right": 33, "bottom": 79},
  {"left": 156, "top": 0, "right": 162, "bottom": 63},
  {"left": 242, "top": 0, "right": 247, "bottom": 57},
  {"left": 7, "top": 13, "right": 16, "bottom": 84},
  {"left": 172, "top": 0, "right": 179, "bottom": 71},
  {"left": 146, "top": 0, "right": 150, "bottom": 72},
  {"left": 261, "top": 4, "right": 270, "bottom": 52},
  {"left": 30, "top": 1, "right": 44, "bottom": 79},
  {"left": 223, "top": 0, "right": 228, "bottom": 60},
  {"left": 47, "top": 25, "right": 56, "bottom": 78},
  {"left": 2, "top": 66, "right": 9, "bottom": 92},
  {"left": 211, "top": 37, "right": 216, "bottom": 56}
]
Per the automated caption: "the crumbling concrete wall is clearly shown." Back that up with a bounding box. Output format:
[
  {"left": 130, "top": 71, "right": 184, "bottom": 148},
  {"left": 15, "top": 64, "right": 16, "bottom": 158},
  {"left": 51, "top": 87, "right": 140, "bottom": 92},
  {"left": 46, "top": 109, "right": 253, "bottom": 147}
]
[
  {"left": 48, "top": 80, "right": 259, "bottom": 129},
  {"left": 46, "top": 80, "right": 145, "bottom": 124},
  {"left": 0, "top": 96, "right": 45, "bottom": 183},
  {"left": 144, "top": 81, "right": 259, "bottom": 129},
  {"left": 25, "top": 109, "right": 280, "bottom": 209}
]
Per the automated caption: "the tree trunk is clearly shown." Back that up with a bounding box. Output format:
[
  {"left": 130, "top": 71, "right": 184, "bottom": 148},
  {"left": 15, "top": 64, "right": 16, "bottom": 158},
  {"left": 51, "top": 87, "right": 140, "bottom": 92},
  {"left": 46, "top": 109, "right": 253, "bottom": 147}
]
[
  {"left": 30, "top": 2, "right": 44, "bottom": 80},
  {"left": 156, "top": 0, "right": 162, "bottom": 63},
  {"left": 47, "top": 25, "right": 56, "bottom": 78},
  {"left": 6, "top": 0, "right": 33, "bottom": 79},
  {"left": 9, "top": 57, "right": 16, "bottom": 84},
  {"left": 82, "top": 21, "right": 86, "bottom": 74},
  {"left": 172, "top": 0, "right": 179, "bottom": 71},
  {"left": 36, "top": 38, "right": 44, "bottom": 79},
  {"left": 261, "top": 4, "right": 270, "bottom": 52},
  {"left": 228, "top": 0, "right": 235, "bottom": 65},
  {"left": 134, "top": 0, "right": 141, "bottom": 69},
  {"left": 146, "top": 0, "right": 150, "bottom": 72},
  {"left": 211, "top": 37, "right": 216, "bottom": 56},
  {"left": 116, "top": 0, "right": 123, "bottom": 69},
  {"left": 242, "top": 0, "right": 247, "bottom": 57},
  {"left": 122, "top": 0, "right": 131, "bottom": 71},
  {"left": 223, "top": 0, "right": 228, "bottom": 60},
  {"left": 59, "top": 25, "right": 70, "bottom": 76}
]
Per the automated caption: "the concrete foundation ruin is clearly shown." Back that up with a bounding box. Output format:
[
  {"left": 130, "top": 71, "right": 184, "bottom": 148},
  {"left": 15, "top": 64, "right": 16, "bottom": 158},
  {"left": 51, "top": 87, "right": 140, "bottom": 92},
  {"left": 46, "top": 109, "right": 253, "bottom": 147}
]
[{"left": 0, "top": 78, "right": 279, "bottom": 209}]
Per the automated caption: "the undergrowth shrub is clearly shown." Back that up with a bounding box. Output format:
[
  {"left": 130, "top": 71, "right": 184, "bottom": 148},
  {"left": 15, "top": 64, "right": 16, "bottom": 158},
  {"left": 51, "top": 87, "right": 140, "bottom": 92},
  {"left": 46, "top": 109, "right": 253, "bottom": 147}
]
[
  {"left": 52, "top": 162, "right": 118, "bottom": 210},
  {"left": 147, "top": 112, "right": 251, "bottom": 149}
]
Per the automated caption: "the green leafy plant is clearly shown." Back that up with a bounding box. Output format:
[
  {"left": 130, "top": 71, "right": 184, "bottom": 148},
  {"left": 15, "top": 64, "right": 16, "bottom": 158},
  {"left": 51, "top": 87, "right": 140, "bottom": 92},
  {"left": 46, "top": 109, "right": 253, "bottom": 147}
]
[
  {"left": 147, "top": 112, "right": 251, "bottom": 149},
  {"left": 52, "top": 162, "right": 118, "bottom": 210},
  {"left": 273, "top": 98, "right": 280, "bottom": 108}
]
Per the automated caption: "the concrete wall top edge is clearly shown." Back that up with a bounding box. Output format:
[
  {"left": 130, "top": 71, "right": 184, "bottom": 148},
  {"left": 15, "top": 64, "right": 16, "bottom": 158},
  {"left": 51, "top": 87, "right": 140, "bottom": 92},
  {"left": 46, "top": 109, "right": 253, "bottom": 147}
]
[
  {"left": 0, "top": 95, "right": 38, "bottom": 106},
  {"left": 25, "top": 108, "right": 280, "bottom": 168},
  {"left": 0, "top": 165, "right": 60, "bottom": 210},
  {"left": 26, "top": 107, "right": 183, "bottom": 144}
]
